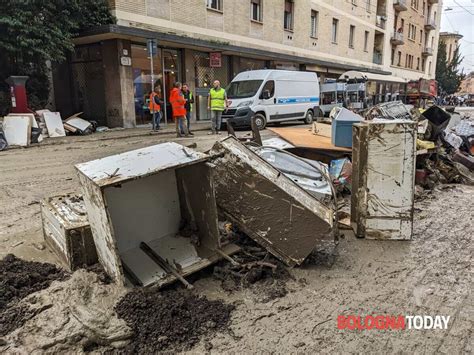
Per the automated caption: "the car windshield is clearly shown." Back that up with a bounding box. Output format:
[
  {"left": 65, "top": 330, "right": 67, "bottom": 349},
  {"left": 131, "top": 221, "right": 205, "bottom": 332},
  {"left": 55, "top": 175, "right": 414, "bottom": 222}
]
[{"left": 226, "top": 80, "right": 263, "bottom": 99}]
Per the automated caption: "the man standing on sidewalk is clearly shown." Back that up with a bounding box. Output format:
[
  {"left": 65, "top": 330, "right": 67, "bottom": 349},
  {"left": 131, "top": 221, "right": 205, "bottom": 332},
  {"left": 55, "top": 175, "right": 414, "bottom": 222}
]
[
  {"left": 169, "top": 82, "right": 189, "bottom": 137},
  {"left": 181, "top": 83, "right": 194, "bottom": 136},
  {"left": 149, "top": 86, "right": 163, "bottom": 131},
  {"left": 208, "top": 80, "right": 228, "bottom": 134}
]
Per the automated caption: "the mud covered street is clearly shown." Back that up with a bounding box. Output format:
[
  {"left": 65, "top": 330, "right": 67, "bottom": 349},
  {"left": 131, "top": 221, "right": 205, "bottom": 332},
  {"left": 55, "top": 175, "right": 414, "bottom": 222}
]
[{"left": 0, "top": 128, "right": 472, "bottom": 353}]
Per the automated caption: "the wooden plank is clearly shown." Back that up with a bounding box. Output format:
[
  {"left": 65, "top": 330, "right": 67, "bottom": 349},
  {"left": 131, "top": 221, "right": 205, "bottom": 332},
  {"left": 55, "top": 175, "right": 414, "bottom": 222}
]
[{"left": 268, "top": 126, "right": 351, "bottom": 152}]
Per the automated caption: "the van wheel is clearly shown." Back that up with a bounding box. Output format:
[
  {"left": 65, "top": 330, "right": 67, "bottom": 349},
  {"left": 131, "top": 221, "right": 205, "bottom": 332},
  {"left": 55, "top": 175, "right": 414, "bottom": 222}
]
[
  {"left": 304, "top": 110, "right": 314, "bottom": 124},
  {"left": 253, "top": 113, "right": 267, "bottom": 130}
]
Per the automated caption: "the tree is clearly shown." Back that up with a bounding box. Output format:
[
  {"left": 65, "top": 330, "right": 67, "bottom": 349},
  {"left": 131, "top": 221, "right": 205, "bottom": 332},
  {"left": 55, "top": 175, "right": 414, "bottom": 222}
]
[
  {"left": 435, "top": 41, "right": 465, "bottom": 95},
  {"left": 0, "top": 0, "right": 115, "bottom": 114}
]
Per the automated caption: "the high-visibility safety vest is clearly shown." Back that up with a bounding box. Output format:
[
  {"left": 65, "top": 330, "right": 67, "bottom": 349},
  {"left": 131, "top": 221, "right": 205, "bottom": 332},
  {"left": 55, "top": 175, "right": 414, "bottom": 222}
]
[
  {"left": 169, "top": 88, "right": 187, "bottom": 117},
  {"left": 149, "top": 92, "right": 161, "bottom": 112},
  {"left": 209, "top": 88, "right": 226, "bottom": 111}
]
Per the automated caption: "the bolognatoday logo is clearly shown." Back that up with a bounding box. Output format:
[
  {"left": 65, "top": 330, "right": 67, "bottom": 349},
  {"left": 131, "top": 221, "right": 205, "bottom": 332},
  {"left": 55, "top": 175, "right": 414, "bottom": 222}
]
[{"left": 337, "top": 315, "right": 451, "bottom": 330}]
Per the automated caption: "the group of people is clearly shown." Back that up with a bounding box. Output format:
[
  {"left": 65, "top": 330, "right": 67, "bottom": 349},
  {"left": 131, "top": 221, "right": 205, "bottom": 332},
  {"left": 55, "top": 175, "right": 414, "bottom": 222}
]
[{"left": 148, "top": 80, "right": 228, "bottom": 137}]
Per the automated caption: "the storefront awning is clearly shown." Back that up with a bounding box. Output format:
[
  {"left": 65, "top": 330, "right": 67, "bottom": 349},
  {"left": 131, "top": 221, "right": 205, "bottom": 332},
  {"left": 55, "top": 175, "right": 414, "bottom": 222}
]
[
  {"left": 75, "top": 25, "right": 391, "bottom": 76},
  {"left": 339, "top": 70, "right": 407, "bottom": 84}
]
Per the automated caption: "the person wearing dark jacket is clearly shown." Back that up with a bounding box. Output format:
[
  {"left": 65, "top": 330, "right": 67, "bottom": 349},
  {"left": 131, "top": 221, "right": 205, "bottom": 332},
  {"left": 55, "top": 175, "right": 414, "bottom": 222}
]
[{"left": 181, "top": 83, "right": 195, "bottom": 135}]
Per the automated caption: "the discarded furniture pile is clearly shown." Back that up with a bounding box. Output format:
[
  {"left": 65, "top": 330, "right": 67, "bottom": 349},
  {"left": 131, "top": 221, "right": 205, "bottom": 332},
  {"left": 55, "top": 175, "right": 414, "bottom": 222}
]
[
  {"left": 43, "top": 139, "right": 335, "bottom": 288},
  {"left": 0, "top": 110, "right": 97, "bottom": 150},
  {"left": 39, "top": 103, "right": 473, "bottom": 289}
]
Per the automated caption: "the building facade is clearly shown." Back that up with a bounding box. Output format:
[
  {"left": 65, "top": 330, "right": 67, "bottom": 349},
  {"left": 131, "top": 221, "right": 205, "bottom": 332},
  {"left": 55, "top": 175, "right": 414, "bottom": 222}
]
[
  {"left": 458, "top": 71, "right": 474, "bottom": 95},
  {"left": 439, "top": 31, "right": 463, "bottom": 64},
  {"left": 52, "top": 0, "right": 443, "bottom": 127}
]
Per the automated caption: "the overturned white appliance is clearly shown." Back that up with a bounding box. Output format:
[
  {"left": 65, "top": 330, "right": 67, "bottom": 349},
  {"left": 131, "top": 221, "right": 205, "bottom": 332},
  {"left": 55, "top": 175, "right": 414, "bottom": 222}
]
[
  {"left": 210, "top": 136, "right": 335, "bottom": 266},
  {"left": 351, "top": 120, "right": 416, "bottom": 240},
  {"left": 76, "top": 142, "right": 238, "bottom": 287}
]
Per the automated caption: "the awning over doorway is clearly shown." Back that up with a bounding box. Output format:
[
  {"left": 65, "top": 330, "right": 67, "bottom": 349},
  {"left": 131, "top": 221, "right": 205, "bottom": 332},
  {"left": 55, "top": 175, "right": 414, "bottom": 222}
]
[{"left": 339, "top": 70, "right": 407, "bottom": 84}]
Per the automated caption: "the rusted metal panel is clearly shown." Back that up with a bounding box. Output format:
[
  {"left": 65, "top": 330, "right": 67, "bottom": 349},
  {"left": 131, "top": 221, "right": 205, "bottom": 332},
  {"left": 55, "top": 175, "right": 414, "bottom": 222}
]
[
  {"left": 210, "top": 136, "right": 334, "bottom": 266},
  {"left": 41, "top": 194, "right": 97, "bottom": 271},
  {"left": 351, "top": 120, "right": 416, "bottom": 240},
  {"left": 76, "top": 142, "right": 237, "bottom": 287}
]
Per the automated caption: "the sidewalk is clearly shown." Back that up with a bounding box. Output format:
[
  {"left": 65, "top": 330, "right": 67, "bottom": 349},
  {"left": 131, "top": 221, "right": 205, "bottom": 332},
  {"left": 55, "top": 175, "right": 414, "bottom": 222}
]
[{"left": 14, "top": 120, "right": 213, "bottom": 149}]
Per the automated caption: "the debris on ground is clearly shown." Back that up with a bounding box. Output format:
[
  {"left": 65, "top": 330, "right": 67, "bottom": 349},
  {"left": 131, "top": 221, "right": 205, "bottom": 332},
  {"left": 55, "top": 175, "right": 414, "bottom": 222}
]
[
  {"left": 76, "top": 142, "right": 239, "bottom": 288},
  {"left": 351, "top": 120, "right": 416, "bottom": 240},
  {"left": 1, "top": 115, "right": 31, "bottom": 147},
  {"left": 0, "top": 269, "right": 129, "bottom": 353},
  {"left": 210, "top": 136, "right": 335, "bottom": 267},
  {"left": 0, "top": 254, "right": 68, "bottom": 311},
  {"left": 114, "top": 288, "right": 235, "bottom": 353},
  {"left": 213, "top": 231, "right": 291, "bottom": 303},
  {"left": 41, "top": 193, "right": 97, "bottom": 271}
]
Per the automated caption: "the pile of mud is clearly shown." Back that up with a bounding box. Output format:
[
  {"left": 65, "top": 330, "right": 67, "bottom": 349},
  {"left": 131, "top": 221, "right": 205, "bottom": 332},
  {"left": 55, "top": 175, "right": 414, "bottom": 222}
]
[
  {"left": 0, "top": 254, "right": 68, "bottom": 311},
  {"left": 114, "top": 288, "right": 235, "bottom": 353},
  {"left": 0, "top": 254, "right": 68, "bottom": 337},
  {"left": 1, "top": 270, "right": 129, "bottom": 353}
]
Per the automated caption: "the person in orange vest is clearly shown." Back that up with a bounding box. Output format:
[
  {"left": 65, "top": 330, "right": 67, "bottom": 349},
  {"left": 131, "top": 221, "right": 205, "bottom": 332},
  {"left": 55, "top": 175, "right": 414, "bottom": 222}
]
[
  {"left": 169, "top": 82, "right": 189, "bottom": 137},
  {"left": 149, "top": 86, "right": 163, "bottom": 131}
]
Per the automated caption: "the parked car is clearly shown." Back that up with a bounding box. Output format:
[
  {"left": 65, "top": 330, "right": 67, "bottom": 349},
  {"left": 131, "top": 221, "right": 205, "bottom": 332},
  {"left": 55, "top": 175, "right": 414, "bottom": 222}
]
[{"left": 223, "top": 69, "right": 321, "bottom": 129}]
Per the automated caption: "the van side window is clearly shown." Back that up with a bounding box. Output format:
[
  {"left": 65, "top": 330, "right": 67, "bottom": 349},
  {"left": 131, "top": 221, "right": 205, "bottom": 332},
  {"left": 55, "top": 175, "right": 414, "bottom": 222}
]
[{"left": 260, "top": 80, "right": 275, "bottom": 99}]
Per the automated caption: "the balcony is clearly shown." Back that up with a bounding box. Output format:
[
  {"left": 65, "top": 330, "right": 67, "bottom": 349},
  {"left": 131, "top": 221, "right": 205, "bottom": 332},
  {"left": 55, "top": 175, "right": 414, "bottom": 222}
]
[
  {"left": 393, "top": 0, "right": 408, "bottom": 11},
  {"left": 425, "top": 18, "right": 436, "bottom": 30},
  {"left": 391, "top": 32, "right": 404, "bottom": 45},
  {"left": 373, "top": 52, "right": 383, "bottom": 65},
  {"left": 422, "top": 46, "right": 433, "bottom": 56},
  {"left": 376, "top": 16, "right": 386, "bottom": 30}
]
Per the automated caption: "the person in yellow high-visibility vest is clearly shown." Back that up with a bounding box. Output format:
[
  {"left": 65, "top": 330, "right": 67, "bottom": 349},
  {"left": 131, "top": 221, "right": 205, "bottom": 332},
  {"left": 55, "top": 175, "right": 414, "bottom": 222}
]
[{"left": 207, "top": 80, "right": 228, "bottom": 134}]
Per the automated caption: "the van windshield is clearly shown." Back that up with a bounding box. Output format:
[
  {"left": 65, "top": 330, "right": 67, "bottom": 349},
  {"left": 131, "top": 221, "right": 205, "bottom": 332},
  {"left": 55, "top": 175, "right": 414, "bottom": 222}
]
[{"left": 227, "top": 80, "right": 263, "bottom": 99}]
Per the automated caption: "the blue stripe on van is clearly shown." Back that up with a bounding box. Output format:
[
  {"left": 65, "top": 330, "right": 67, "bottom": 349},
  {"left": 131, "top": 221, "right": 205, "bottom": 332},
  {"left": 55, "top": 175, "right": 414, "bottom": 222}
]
[{"left": 277, "top": 97, "right": 320, "bottom": 104}]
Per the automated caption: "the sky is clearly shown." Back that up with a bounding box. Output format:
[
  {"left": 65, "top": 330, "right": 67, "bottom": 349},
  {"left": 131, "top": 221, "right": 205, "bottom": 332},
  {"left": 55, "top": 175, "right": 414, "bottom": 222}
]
[{"left": 441, "top": 0, "right": 474, "bottom": 73}]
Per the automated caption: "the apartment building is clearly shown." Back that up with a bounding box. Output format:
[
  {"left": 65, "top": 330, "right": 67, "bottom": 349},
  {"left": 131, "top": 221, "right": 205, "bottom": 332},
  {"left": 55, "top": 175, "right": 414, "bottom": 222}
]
[
  {"left": 53, "top": 0, "right": 442, "bottom": 127},
  {"left": 458, "top": 71, "right": 474, "bottom": 95},
  {"left": 440, "top": 31, "right": 463, "bottom": 63},
  {"left": 388, "top": 0, "right": 442, "bottom": 80}
]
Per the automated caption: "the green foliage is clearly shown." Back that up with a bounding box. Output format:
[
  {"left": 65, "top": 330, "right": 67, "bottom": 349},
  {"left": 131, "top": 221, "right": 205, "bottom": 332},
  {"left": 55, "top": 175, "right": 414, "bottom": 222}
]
[
  {"left": 435, "top": 41, "right": 465, "bottom": 95},
  {"left": 0, "top": 0, "right": 114, "bottom": 114}
]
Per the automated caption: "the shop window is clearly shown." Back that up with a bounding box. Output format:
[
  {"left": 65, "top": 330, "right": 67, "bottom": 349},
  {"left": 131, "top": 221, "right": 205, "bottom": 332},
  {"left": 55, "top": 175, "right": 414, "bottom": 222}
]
[
  {"left": 251, "top": 0, "right": 262, "bottom": 22},
  {"left": 284, "top": 0, "right": 293, "bottom": 31},
  {"left": 131, "top": 44, "right": 163, "bottom": 125},
  {"left": 207, "top": 0, "right": 222, "bottom": 11},
  {"left": 310, "top": 10, "right": 318, "bottom": 38}
]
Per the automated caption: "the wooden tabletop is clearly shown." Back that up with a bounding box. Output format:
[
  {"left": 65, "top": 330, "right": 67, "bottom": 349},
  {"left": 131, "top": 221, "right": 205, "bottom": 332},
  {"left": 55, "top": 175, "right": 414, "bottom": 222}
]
[{"left": 268, "top": 126, "right": 352, "bottom": 153}]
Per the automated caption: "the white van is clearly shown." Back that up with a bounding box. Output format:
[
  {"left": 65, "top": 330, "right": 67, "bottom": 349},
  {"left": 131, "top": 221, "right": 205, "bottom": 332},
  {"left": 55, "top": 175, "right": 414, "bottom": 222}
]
[{"left": 222, "top": 70, "right": 320, "bottom": 129}]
